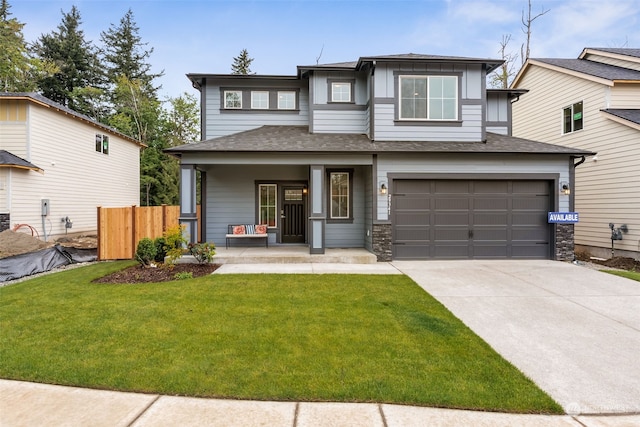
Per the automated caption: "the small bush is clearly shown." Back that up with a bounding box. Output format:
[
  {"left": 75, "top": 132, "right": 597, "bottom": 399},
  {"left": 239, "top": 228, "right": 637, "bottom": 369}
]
[
  {"left": 154, "top": 237, "right": 167, "bottom": 262},
  {"left": 188, "top": 242, "right": 216, "bottom": 264},
  {"left": 135, "top": 237, "right": 157, "bottom": 267},
  {"left": 163, "top": 225, "right": 187, "bottom": 266},
  {"left": 173, "top": 271, "right": 193, "bottom": 280}
]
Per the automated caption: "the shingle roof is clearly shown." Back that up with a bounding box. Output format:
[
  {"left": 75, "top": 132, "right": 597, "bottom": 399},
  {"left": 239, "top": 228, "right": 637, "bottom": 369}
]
[
  {"left": 0, "top": 92, "right": 144, "bottom": 146},
  {"left": 0, "top": 150, "right": 43, "bottom": 173},
  {"left": 167, "top": 126, "right": 593, "bottom": 156},
  {"left": 585, "top": 48, "right": 640, "bottom": 58},
  {"left": 601, "top": 109, "right": 640, "bottom": 125},
  {"left": 532, "top": 58, "right": 640, "bottom": 81}
]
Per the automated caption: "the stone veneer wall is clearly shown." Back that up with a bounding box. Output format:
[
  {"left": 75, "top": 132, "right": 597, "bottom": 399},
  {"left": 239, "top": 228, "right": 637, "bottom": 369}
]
[
  {"left": 372, "top": 223, "right": 392, "bottom": 262},
  {"left": 0, "top": 213, "right": 9, "bottom": 232},
  {"left": 555, "top": 223, "right": 575, "bottom": 261}
]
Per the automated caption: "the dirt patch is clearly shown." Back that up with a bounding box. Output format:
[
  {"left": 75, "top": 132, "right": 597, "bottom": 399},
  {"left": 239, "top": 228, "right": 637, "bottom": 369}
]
[
  {"left": 0, "top": 230, "right": 97, "bottom": 259},
  {"left": 594, "top": 257, "right": 640, "bottom": 272},
  {"left": 93, "top": 263, "right": 220, "bottom": 284}
]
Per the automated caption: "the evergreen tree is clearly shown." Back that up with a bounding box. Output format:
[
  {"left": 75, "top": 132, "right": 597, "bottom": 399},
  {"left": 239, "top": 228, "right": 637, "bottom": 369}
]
[
  {"left": 0, "top": 0, "right": 43, "bottom": 91},
  {"left": 231, "top": 49, "right": 254, "bottom": 75},
  {"left": 100, "top": 8, "right": 162, "bottom": 96},
  {"left": 31, "top": 6, "right": 104, "bottom": 115}
]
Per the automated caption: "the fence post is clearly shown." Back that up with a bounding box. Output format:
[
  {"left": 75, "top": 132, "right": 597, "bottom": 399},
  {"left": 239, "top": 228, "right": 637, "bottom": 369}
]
[
  {"left": 97, "top": 206, "right": 102, "bottom": 261},
  {"left": 131, "top": 205, "right": 137, "bottom": 259},
  {"left": 162, "top": 204, "right": 168, "bottom": 232}
]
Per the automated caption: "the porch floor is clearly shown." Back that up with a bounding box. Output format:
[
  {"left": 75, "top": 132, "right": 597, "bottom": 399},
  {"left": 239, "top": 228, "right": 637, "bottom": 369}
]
[{"left": 181, "top": 245, "right": 378, "bottom": 264}]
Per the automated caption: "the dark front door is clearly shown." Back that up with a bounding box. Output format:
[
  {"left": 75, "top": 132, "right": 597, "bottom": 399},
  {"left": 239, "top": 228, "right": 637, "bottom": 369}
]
[{"left": 281, "top": 186, "right": 306, "bottom": 243}]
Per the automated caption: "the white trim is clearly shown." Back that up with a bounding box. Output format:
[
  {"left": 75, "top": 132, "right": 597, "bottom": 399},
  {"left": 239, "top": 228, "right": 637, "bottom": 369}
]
[
  {"left": 277, "top": 91, "right": 296, "bottom": 110},
  {"left": 398, "top": 75, "right": 458, "bottom": 121},
  {"left": 224, "top": 90, "right": 242, "bottom": 109},
  {"left": 250, "top": 91, "right": 269, "bottom": 109},
  {"left": 329, "top": 171, "right": 349, "bottom": 219},
  {"left": 331, "top": 82, "right": 351, "bottom": 102},
  {"left": 258, "top": 183, "right": 277, "bottom": 227}
]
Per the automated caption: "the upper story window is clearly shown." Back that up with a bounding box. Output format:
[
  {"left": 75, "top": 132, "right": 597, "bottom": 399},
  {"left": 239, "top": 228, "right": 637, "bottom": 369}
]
[
  {"left": 277, "top": 91, "right": 296, "bottom": 110},
  {"left": 95, "top": 134, "right": 109, "bottom": 155},
  {"left": 331, "top": 82, "right": 352, "bottom": 103},
  {"left": 399, "top": 75, "right": 458, "bottom": 120},
  {"left": 251, "top": 91, "right": 269, "bottom": 109},
  {"left": 563, "top": 101, "right": 583, "bottom": 134},
  {"left": 224, "top": 90, "right": 242, "bottom": 109}
]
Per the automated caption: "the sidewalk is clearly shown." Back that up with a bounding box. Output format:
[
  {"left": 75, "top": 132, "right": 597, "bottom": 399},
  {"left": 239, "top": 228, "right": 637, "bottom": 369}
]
[{"left": 4, "top": 379, "right": 638, "bottom": 427}]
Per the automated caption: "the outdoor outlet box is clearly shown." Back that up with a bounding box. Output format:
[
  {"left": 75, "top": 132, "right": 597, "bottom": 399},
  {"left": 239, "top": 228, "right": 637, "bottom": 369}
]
[{"left": 41, "top": 199, "right": 50, "bottom": 216}]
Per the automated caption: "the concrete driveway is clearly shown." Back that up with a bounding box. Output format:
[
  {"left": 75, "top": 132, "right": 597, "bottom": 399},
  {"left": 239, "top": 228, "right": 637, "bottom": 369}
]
[{"left": 392, "top": 260, "right": 640, "bottom": 415}]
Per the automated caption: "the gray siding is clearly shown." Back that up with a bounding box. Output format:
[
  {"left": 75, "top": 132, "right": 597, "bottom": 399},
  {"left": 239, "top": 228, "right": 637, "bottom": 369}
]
[
  {"left": 325, "top": 165, "right": 366, "bottom": 248},
  {"left": 313, "top": 109, "right": 367, "bottom": 134},
  {"left": 203, "top": 81, "right": 309, "bottom": 139}
]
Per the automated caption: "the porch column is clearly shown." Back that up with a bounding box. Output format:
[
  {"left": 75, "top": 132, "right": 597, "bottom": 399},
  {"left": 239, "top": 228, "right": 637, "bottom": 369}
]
[
  {"left": 309, "top": 165, "right": 325, "bottom": 254},
  {"left": 179, "top": 164, "right": 198, "bottom": 244}
]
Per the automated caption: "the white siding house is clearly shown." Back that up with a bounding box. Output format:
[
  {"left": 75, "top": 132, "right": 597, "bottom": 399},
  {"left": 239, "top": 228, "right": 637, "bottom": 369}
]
[
  {"left": 0, "top": 93, "right": 143, "bottom": 240},
  {"left": 511, "top": 48, "right": 640, "bottom": 259}
]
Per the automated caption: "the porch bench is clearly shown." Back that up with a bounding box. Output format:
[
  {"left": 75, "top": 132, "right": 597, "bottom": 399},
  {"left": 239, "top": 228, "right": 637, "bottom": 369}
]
[{"left": 226, "top": 224, "right": 269, "bottom": 249}]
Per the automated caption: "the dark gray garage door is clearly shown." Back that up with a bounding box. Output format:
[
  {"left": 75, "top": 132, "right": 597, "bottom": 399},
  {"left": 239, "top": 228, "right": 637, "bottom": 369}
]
[{"left": 392, "top": 180, "right": 551, "bottom": 259}]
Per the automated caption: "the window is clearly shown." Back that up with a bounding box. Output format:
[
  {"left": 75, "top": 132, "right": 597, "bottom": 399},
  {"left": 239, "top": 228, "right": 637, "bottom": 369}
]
[
  {"left": 399, "top": 75, "right": 457, "bottom": 120},
  {"left": 95, "top": 134, "right": 109, "bottom": 155},
  {"left": 224, "top": 90, "right": 242, "bottom": 109},
  {"left": 277, "top": 91, "right": 296, "bottom": 110},
  {"left": 563, "top": 101, "right": 583, "bottom": 134},
  {"left": 259, "top": 184, "right": 277, "bottom": 227},
  {"left": 331, "top": 82, "right": 351, "bottom": 102},
  {"left": 329, "top": 171, "right": 350, "bottom": 220},
  {"left": 251, "top": 91, "right": 269, "bottom": 109}
]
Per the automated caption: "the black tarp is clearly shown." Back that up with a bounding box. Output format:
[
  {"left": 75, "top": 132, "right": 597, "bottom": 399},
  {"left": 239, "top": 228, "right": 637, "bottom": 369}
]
[{"left": 0, "top": 244, "right": 97, "bottom": 282}]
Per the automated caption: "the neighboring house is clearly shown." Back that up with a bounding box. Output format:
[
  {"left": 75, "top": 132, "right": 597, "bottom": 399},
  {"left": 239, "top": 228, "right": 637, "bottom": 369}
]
[
  {"left": 168, "top": 53, "right": 593, "bottom": 261},
  {"left": 0, "top": 93, "right": 143, "bottom": 241},
  {"left": 511, "top": 48, "right": 640, "bottom": 260}
]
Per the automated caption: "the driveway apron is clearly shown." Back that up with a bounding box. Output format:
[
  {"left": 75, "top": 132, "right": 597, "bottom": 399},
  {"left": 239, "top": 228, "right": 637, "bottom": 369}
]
[{"left": 392, "top": 260, "right": 640, "bottom": 415}]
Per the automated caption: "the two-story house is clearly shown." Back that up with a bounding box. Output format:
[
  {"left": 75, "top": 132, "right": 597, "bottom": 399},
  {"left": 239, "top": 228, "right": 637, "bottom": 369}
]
[
  {"left": 0, "top": 92, "right": 143, "bottom": 240},
  {"left": 511, "top": 48, "right": 640, "bottom": 260},
  {"left": 168, "top": 54, "right": 592, "bottom": 261}
]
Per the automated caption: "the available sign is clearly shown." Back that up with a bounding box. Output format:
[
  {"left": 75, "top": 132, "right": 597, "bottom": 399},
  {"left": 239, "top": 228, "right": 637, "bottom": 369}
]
[{"left": 548, "top": 212, "right": 579, "bottom": 223}]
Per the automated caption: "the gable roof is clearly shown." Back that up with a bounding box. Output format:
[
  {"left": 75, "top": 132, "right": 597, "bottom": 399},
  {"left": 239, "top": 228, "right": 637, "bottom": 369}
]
[
  {"left": 579, "top": 47, "right": 640, "bottom": 59},
  {"left": 166, "top": 125, "right": 593, "bottom": 156},
  {"left": 0, "top": 92, "right": 144, "bottom": 147},
  {"left": 601, "top": 109, "right": 640, "bottom": 130},
  {"left": 529, "top": 58, "right": 640, "bottom": 82},
  {"left": 0, "top": 150, "right": 44, "bottom": 173}
]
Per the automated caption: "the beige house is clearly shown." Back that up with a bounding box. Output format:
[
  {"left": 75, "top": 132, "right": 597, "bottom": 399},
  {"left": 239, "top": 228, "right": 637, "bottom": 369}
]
[
  {"left": 511, "top": 48, "right": 640, "bottom": 259},
  {"left": 0, "top": 93, "right": 143, "bottom": 241}
]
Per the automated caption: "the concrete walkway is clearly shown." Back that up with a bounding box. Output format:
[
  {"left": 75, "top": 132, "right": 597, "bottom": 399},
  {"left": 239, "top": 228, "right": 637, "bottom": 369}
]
[
  {"left": 392, "top": 260, "right": 640, "bottom": 416},
  {"left": 2, "top": 379, "right": 638, "bottom": 427}
]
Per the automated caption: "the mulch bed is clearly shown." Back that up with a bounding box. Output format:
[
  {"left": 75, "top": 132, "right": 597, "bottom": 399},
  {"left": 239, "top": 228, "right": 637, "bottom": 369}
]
[
  {"left": 593, "top": 257, "right": 640, "bottom": 271},
  {"left": 93, "top": 263, "right": 220, "bottom": 284}
]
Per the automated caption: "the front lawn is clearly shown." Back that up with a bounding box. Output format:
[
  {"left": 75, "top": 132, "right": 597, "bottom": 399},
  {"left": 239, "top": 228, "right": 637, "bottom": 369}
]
[
  {"left": 0, "top": 261, "right": 561, "bottom": 413},
  {"left": 603, "top": 269, "right": 640, "bottom": 282}
]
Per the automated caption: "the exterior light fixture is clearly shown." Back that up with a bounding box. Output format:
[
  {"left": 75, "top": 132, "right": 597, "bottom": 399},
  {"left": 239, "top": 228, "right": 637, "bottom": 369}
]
[
  {"left": 561, "top": 182, "right": 570, "bottom": 195},
  {"left": 380, "top": 182, "right": 387, "bottom": 195},
  {"left": 302, "top": 187, "right": 308, "bottom": 195}
]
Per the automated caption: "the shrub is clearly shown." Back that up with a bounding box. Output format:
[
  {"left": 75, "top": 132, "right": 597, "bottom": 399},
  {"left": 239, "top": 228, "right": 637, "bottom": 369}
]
[
  {"left": 135, "top": 237, "right": 157, "bottom": 267},
  {"left": 188, "top": 242, "right": 216, "bottom": 264},
  {"left": 153, "top": 237, "right": 167, "bottom": 262},
  {"left": 163, "top": 225, "right": 187, "bottom": 266}
]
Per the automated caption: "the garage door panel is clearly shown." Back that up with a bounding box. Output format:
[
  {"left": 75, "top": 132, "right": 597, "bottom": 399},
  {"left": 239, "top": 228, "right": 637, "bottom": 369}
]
[
  {"left": 435, "top": 198, "right": 469, "bottom": 209},
  {"left": 395, "top": 212, "right": 430, "bottom": 226},
  {"left": 392, "top": 179, "right": 551, "bottom": 260}
]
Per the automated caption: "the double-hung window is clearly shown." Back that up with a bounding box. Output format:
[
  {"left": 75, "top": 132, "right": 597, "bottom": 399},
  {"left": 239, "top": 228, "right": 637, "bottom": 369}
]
[
  {"left": 224, "top": 90, "right": 242, "bottom": 109},
  {"left": 277, "top": 91, "right": 296, "bottom": 110},
  {"left": 329, "top": 171, "right": 351, "bottom": 220},
  {"left": 399, "top": 75, "right": 458, "bottom": 120},
  {"left": 251, "top": 91, "right": 269, "bottom": 109},
  {"left": 563, "top": 101, "right": 583, "bottom": 134},
  {"left": 331, "top": 82, "right": 352, "bottom": 102},
  {"left": 258, "top": 184, "right": 277, "bottom": 227}
]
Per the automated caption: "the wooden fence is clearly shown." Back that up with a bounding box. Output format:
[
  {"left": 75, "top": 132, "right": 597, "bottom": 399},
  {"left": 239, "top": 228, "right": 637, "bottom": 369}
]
[{"left": 97, "top": 205, "right": 201, "bottom": 260}]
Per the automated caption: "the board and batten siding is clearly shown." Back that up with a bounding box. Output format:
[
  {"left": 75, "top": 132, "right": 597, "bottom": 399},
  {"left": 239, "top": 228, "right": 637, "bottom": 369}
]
[
  {"left": 7, "top": 103, "right": 140, "bottom": 238},
  {"left": 203, "top": 83, "right": 309, "bottom": 140},
  {"left": 512, "top": 64, "right": 640, "bottom": 255},
  {"left": 375, "top": 154, "right": 569, "bottom": 221},
  {"left": 372, "top": 63, "right": 484, "bottom": 141}
]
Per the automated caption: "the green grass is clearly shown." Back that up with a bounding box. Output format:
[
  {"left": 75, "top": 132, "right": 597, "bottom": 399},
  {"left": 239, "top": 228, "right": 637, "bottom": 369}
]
[
  {"left": 0, "top": 261, "right": 561, "bottom": 414},
  {"left": 603, "top": 269, "right": 640, "bottom": 282}
]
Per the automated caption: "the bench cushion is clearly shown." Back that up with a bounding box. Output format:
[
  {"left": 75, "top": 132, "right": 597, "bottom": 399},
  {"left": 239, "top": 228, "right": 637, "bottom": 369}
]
[
  {"left": 232, "top": 225, "right": 245, "bottom": 235},
  {"left": 255, "top": 224, "right": 267, "bottom": 234}
]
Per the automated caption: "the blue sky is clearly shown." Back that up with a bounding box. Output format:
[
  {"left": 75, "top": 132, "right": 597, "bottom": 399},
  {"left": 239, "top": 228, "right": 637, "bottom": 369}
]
[{"left": 10, "top": 0, "right": 640, "bottom": 100}]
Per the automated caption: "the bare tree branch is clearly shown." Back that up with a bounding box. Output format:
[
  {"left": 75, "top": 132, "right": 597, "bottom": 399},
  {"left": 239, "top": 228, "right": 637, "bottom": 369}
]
[{"left": 521, "top": 0, "right": 550, "bottom": 64}]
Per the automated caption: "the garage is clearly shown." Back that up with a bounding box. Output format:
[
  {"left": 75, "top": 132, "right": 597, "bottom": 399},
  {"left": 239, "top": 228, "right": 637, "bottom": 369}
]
[{"left": 392, "top": 179, "right": 552, "bottom": 259}]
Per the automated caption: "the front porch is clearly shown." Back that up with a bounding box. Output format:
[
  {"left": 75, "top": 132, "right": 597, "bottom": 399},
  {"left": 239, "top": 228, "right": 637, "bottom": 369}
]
[{"left": 180, "top": 246, "right": 377, "bottom": 265}]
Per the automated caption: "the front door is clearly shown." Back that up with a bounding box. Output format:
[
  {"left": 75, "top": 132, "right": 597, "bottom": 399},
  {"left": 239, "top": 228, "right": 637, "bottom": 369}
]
[{"left": 281, "top": 186, "right": 306, "bottom": 243}]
